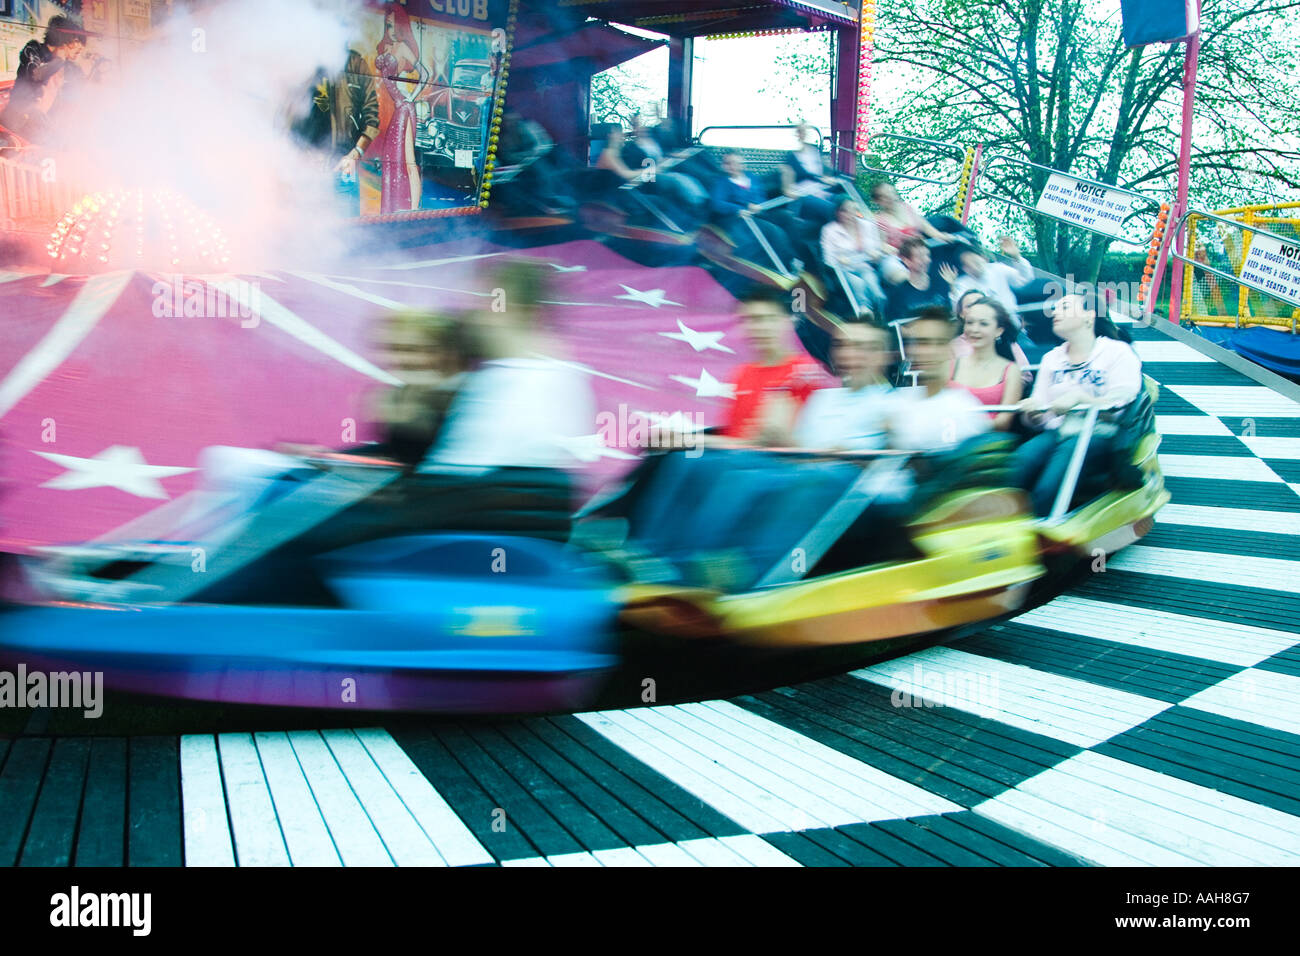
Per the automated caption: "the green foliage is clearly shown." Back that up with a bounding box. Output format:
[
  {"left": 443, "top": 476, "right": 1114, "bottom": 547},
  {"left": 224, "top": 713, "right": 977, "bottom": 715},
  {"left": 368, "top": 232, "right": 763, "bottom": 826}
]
[{"left": 871, "top": 0, "right": 1300, "bottom": 282}]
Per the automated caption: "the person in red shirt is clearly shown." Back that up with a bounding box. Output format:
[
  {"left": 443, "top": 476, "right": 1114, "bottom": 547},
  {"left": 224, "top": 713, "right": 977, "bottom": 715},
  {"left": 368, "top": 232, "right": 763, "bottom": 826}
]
[{"left": 720, "top": 289, "right": 834, "bottom": 445}]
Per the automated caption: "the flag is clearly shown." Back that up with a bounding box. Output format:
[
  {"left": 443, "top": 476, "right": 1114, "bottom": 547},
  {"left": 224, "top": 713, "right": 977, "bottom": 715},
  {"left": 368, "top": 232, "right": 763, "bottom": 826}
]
[{"left": 1120, "top": 0, "right": 1199, "bottom": 48}]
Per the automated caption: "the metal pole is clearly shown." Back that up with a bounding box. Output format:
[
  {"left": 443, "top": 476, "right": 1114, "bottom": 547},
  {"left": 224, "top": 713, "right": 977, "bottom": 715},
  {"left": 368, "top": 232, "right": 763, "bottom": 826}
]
[
  {"left": 1048, "top": 406, "right": 1101, "bottom": 523},
  {"left": 1165, "top": 0, "right": 1201, "bottom": 324}
]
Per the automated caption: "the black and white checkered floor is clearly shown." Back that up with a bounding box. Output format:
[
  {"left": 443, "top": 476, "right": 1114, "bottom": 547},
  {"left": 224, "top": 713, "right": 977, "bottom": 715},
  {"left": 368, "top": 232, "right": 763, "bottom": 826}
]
[{"left": 3, "top": 321, "right": 1298, "bottom": 867}]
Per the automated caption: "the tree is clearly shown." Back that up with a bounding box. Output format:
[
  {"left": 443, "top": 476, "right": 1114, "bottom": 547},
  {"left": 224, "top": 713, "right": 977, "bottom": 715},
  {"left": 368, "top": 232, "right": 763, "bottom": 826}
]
[
  {"left": 590, "top": 68, "right": 653, "bottom": 128},
  {"left": 872, "top": 0, "right": 1300, "bottom": 280}
]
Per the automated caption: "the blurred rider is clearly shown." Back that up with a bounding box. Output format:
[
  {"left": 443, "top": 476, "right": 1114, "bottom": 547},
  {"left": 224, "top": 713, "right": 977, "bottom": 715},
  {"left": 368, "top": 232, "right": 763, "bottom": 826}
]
[
  {"left": 719, "top": 288, "right": 834, "bottom": 447},
  {"left": 888, "top": 306, "right": 990, "bottom": 452},
  {"left": 794, "top": 323, "right": 896, "bottom": 451}
]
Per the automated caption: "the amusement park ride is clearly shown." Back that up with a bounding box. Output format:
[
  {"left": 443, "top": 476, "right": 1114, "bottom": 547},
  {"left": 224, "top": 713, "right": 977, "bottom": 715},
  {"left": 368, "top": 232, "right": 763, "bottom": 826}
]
[{"left": 0, "top": 0, "right": 1292, "bottom": 714}]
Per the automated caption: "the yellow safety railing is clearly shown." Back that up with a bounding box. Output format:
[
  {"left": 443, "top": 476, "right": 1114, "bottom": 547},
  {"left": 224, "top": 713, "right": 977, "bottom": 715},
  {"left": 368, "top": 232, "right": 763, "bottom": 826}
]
[{"left": 1182, "top": 203, "right": 1300, "bottom": 330}]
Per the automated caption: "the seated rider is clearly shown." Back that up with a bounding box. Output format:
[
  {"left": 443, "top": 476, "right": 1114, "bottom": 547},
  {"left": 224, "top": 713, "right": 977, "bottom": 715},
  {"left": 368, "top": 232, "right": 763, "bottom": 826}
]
[
  {"left": 794, "top": 323, "right": 896, "bottom": 451},
  {"left": 718, "top": 288, "right": 836, "bottom": 447},
  {"left": 1011, "top": 291, "right": 1142, "bottom": 516},
  {"left": 948, "top": 296, "right": 1023, "bottom": 431},
  {"left": 888, "top": 306, "right": 991, "bottom": 452},
  {"left": 820, "top": 198, "right": 886, "bottom": 318}
]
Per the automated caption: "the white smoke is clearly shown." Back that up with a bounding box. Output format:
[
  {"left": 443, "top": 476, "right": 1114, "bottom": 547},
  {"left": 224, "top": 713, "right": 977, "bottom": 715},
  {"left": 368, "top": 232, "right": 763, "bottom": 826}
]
[{"left": 45, "top": 0, "right": 368, "bottom": 271}]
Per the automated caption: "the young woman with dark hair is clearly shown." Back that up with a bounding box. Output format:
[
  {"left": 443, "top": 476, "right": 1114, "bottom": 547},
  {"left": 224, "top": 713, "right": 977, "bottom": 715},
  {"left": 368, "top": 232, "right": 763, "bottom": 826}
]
[
  {"left": 949, "top": 297, "right": 1023, "bottom": 431},
  {"left": 1010, "top": 292, "right": 1144, "bottom": 515}
]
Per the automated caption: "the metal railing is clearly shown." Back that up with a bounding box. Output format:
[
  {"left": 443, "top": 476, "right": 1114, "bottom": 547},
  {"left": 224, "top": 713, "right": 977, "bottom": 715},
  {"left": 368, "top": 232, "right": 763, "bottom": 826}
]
[
  {"left": 856, "top": 134, "right": 968, "bottom": 188},
  {"left": 973, "top": 155, "right": 1164, "bottom": 248},
  {"left": 1173, "top": 207, "right": 1300, "bottom": 332}
]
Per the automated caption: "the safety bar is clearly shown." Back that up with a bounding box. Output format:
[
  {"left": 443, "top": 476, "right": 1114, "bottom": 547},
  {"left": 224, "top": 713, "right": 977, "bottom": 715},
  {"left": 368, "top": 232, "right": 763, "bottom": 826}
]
[
  {"left": 624, "top": 189, "right": 685, "bottom": 234},
  {"left": 739, "top": 210, "right": 795, "bottom": 278},
  {"left": 975, "top": 154, "right": 1163, "bottom": 247},
  {"left": 755, "top": 455, "right": 911, "bottom": 588},
  {"left": 828, "top": 259, "right": 868, "bottom": 318},
  {"left": 856, "top": 133, "right": 968, "bottom": 187},
  {"left": 696, "top": 124, "right": 823, "bottom": 148}
]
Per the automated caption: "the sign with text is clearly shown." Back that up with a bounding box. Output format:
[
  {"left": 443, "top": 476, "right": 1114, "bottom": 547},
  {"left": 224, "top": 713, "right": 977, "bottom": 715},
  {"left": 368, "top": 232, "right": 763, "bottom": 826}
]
[
  {"left": 1035, "top": 173, "right": 1136, "bottom": 237},
  {"left": 1238, "top": 233, "right": 1300, "bottom": 306}
]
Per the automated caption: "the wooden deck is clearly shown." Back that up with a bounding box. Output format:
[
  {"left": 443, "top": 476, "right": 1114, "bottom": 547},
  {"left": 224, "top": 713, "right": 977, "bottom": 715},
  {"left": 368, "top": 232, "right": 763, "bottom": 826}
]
[{"left": 2, "top": 321, "right": 1298, "bottom": 867}]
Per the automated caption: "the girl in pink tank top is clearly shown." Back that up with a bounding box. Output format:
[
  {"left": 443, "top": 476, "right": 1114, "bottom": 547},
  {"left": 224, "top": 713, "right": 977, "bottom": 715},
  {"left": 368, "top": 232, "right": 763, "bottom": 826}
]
[{"left": 950, "top": 297, "right": 1023, "bottom": 430}]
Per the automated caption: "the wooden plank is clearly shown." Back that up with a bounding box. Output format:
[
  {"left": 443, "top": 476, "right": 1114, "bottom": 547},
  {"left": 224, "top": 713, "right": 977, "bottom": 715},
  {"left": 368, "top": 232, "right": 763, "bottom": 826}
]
[
  {"left": 499, "top": 721, "right": 664, "bottom": 849},
  {"left": 767, "top": 677, "right": 1074, "bottom": 783},
  {"left": 128, "top": 736, "right": 182, "bottom": 866},
  {"left": 854, "top": 647, "right": 1170, "bottom": 747},
  {"left": 75, "top": 737, "right": 126, "bottom": 867},
  {"left": 1157, "top": 502, "right": 1300, "bottom": 536},
  {"left": 435, "top": 723, "right": 582, "bottom": 859},
  {"left": 976, "top": 751, "right": 1300, "bottom": 866},
  {"left": 1165, "top": 384, "right": 1300, "bottom": 418},
  {"left": 286, "top": 730, "right": 392, "bottom": 866},
  {"left": 179, "top": 735, "right": 236, "bottom": 867},
  {"left": 1015, "top": 596, "right": 1297, "bottom": 667},
  {"left": 872, "top": 817, "right": 1000, "bottom": 867},
  {"left": 1181, "top": 670, "right": 1300, "bottom": 736},
  {"left": 716, "top": 834, "right": 802, "bottom": 867},
  {"left": 0, "top": 738, "right": 49, "bottom": 866},
  {"left": 629, "top": 841, "right": 703, "bottom": 867},
  {"left": 1073, "top": 571, "right": 1300, "bottom": 636},
  {"left": 319, "top": 729, "right": 446, "bottom": 866},
  {"left": 386, "top": 727, "right": 536, "bottom": 863},
  {"left": 797, "top": 826, "right": 897, "bottom": 866},
  {"left": 576, "top": 709, "right": 791, "bottom": 834},
  {"left": 1110, "top": 546, "right": 1300, "bottom": 594},
  {"left": 251, "top": 732, "right": 338, "bottom": 867},
  {"left": 216, "top": 733, "right": 290, "bottom": 867},
  {"left": 546, "top": 851, "right": 603, "bottom": 867},
  {"left": 538, "top": 716, "right": 736, "bottom": 841},
  {"left": 674, "top": 836, "right": 754, "bottom": 866},
  {"left": 837, "top": 821, "right": 951, "bottom": 866},
  {"left": 916, "top": 813, "right": 1050, "bottom": 867},
  {"left": 461, "top": 723, "right": 622, "bottom": 853},
  {"left": 354, "top": 728, "right": 492, "bottom": 868},
  {"left": 757, "top": 831, "right": 849, "bottom": 867},
  {"left": 1158, "top": 454, "right": 1283, "bottom": 482},
  {"left": 590, "top": 847, "right": 652, "bottom": 867},
  {"left": 951, "top": 812, "right": 1090, "bottom": 866},
  {"left": 19, "top": 737, "right": 89, "bottom": 867},
  {"left": 685, "top": 700, "right": 960, "bottom": 821}
]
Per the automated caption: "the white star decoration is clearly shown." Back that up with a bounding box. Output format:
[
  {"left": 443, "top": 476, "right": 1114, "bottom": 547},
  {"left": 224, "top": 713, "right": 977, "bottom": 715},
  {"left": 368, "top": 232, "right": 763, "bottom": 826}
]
[
  {"left": 615, "top": 285, "right": 682, "bottom": 308},
  {"left": 549, "top": 263, "right": 587, "bottom": 272},
  {"left": 34, "top": 445, "right": 195, "bottom": 499},
  {"left": 670, "top": 368, "right": 735, "bottom": 399},
  {"left": 658, "top": 319, "right": 733, "bottom": 353}
]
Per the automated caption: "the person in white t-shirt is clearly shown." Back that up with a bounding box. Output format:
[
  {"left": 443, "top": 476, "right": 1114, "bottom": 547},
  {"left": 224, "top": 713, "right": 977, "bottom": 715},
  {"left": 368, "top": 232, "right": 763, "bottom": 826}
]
[
  {"left": 419, "top": 260, "right": 595, "bottom": 473},
  {"left": 1010, "top": 291, "right": 1143, "bottom": 515},
  {"left": 939, "top": 236, "right": 1034, "bottom": 314},
  {"left": 820, "top": 199, "right": 885, "bottom": 318},
  {"left": 794, "top": 323, "right": 896, "bottom": 450},
  {"left": 888, "top": 307, "right": 991, "bottom": 452}
]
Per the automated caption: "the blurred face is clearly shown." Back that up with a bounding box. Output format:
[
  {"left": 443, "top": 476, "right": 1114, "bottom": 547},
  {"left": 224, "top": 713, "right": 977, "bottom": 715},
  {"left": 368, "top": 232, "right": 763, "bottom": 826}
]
[
  {"left": 833, "top": 327, "right": 888, "bottom": 385},
  {"left": 960, "top": 250, "right": 987, "bottom": 278},
  {"left": 1051, "top": 294, "right": 1094, "bottom": 338},
  {"left": 836, "top": 202, "right": 858, "bottom": 226},
  {"left": 956, "top": 291, "right": 983, "bottom": 320},
  {"left": 722, "top": 154, "right": 743, "bottom": 177},
  {"left": 903, "top": 318, "right": 954, "bottom": 378},
  {"left": 738, "top": 301, "right": 789, "bottom": 357},
  {"left": 378, "top": 323, "right": 446, "bottom": 384},
  {"left": 903, "top": 243, "right": 930, "bottom": 274},
  {"left": 874, "top": 183, "right": 897, "bottom": 208},
  {"left": 961, "top": 304, "right": 1001, "bottom": 350},
  {"left": 608, "top": 129, "right": 624, "bottom": 148}
]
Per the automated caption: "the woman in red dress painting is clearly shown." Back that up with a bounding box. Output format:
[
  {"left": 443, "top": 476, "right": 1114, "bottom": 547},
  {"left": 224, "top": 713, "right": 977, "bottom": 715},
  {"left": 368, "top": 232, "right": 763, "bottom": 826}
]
[{"left": 375, "top": 3, "right": 429, "bottom": 213}]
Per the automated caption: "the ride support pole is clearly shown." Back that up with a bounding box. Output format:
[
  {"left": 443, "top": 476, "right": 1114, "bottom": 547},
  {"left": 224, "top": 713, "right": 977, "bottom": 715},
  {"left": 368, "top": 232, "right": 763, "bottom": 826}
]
[{"left": 1166, "top": 0, "right": 1202, "bottom": 324}]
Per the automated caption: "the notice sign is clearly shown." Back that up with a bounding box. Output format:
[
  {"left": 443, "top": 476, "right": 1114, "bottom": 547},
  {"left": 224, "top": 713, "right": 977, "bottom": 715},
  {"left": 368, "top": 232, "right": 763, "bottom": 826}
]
[
  {"left": 1238, "top": 233, "right": 1300, "bottom": 306},
  {"left": 1035, "top": 173, "right": 1135, "bottom": 237}
]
